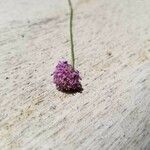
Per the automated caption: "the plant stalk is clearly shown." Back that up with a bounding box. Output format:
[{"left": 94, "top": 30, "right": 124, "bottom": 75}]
[{"left": 68, "top": 0, "right": 75, "bottom": 69}]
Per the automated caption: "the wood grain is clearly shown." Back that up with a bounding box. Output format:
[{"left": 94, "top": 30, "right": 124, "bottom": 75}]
[{"left": 0, "top": 0, "right": 150, "bottom": 149}]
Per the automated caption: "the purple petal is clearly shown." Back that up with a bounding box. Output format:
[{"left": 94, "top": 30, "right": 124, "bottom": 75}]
[{"left": 52, "top": 61, "right": 82, "bottom": 92}]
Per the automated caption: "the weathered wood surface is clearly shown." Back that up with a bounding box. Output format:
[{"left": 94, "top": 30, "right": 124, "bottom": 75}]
[{"left": 0, "top": 0, "right": 150, "bottom": 149}]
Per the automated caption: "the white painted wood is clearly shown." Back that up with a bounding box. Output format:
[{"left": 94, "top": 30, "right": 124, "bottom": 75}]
[{"left": 0, "top": 0, "right": 150, "bottom": 149}]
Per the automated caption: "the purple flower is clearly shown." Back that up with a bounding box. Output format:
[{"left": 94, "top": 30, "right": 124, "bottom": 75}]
[{"left": 52, "top": 61, "right": 82, "bottom": 92}]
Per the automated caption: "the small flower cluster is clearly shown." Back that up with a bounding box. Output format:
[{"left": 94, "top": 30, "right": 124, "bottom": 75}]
[{"left": 53, "top": 61, "right": 82, "bottom": 92}]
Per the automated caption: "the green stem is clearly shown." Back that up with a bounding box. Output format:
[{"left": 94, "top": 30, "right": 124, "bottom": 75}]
[{"left": 68, "top": 0, "right": 75, "bottom": 69}]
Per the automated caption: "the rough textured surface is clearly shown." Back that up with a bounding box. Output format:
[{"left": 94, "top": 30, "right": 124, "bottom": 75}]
[{"left": 0, "top": 0, "right": 150, "bottom": 149}]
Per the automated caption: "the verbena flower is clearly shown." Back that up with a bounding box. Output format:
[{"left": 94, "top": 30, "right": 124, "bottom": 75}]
[
  {"left": 53, "top": 61, "right": 82, "bottom": 92},
  {"left": 52, "top": 0, "right": 83, "bottom": 93}
]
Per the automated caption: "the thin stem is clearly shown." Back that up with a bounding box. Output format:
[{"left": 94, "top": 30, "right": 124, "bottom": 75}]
[{"left": 68, "top": 0, "right": 75, "bottom": 69}]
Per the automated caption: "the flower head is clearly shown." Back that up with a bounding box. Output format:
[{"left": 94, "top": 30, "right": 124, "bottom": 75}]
[{"left": 52, "top": 61, "right": 82, "bottom": 92}]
